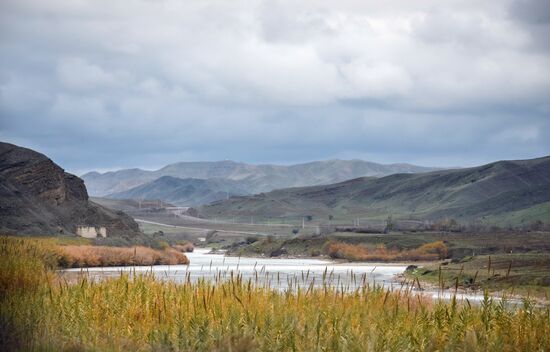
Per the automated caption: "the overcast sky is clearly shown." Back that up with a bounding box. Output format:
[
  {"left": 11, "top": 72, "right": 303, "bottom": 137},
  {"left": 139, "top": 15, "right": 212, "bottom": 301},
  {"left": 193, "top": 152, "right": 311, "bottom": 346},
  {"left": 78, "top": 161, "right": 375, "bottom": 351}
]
[{"left": 1, "top": 0, "right": 549, "bottom": 174}]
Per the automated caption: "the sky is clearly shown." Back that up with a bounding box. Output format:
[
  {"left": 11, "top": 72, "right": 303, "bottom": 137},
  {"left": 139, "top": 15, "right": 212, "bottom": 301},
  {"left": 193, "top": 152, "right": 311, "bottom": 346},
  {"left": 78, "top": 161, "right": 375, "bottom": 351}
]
[{"left": 1, "top": 0, "right": 549, "bottom": 175}]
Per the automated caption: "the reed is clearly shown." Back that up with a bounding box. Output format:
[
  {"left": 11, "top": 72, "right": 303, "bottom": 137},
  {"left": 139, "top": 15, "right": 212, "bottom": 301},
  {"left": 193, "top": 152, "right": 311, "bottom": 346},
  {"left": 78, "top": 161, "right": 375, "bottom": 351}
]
[
  {"left": 1, "top": 236, "right": 549, "bottom": 351},
  {"left": 326, "top": 240, "right": 449, "bottom": 262},
  {"left": 58, "top": 244, "right": 189, "bottom": 267}
]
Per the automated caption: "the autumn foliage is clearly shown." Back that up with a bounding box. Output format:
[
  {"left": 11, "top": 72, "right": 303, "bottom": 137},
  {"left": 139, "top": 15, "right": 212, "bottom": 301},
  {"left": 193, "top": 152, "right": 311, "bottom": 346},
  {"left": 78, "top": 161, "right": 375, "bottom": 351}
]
[
  {"left": 57, "top": 245, "right": 189, "bottom": 267},
  {"left": 325, "top": 240, "right": 448, "bottom": 261}
]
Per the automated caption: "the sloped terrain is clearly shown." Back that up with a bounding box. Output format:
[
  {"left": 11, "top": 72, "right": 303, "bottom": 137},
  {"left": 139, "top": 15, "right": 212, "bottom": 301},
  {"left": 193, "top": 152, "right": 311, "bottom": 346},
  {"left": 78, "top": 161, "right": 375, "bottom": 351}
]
[
  {"left": 0, "top": 142, "right": 140, "bottom": 236},
  {"left": 197, "top": 156, "right": 550, "bottom": 225},
  {"left": 108, "top": 176, "right": 250, "bottom": 206},
  {"left": 82, "top": 159, "right": 438, "bottom": 196}
]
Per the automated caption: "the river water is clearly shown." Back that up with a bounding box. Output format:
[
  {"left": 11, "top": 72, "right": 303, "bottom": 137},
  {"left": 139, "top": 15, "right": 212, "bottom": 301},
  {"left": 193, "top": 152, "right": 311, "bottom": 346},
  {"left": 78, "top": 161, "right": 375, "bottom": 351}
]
[
  {"left": 61, "top": 248, "right": 524, "bottom": 304},
  {"left": 62, "top": 248, "right": 408, "bottom": 291}
]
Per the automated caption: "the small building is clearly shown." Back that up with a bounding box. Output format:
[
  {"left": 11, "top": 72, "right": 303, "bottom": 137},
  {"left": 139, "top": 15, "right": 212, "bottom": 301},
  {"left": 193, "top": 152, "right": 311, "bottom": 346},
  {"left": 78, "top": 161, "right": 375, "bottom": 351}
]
[
  {"left": 165, "top": 206, "right": 189, "bottom": 216},
  {"left": 76, "top": 226, "right": 107, "bottom": 238}
]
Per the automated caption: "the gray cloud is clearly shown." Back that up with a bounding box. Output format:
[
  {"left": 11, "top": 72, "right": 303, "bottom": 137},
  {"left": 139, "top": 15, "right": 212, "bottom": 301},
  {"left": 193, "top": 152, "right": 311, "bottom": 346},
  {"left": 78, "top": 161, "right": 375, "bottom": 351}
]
[
  {"left": 0, "top": 0, "right": 549, "bottom": 174},
  {"left": 510, "top": 0, "right": 550, "bottom": 24}
]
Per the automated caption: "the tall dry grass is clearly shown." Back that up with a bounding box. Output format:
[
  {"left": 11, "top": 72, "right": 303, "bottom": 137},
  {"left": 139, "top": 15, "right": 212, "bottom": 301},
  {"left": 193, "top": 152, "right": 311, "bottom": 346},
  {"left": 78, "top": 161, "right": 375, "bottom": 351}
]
[
  {"left": 1, "top": 236, "right": 549, "bottom": 351},
  {"left": 326, "top": 240, "right": 449, "bottom": 261},
  {"left": 58, "top": 245, "right": 189, "bottom": 267}
]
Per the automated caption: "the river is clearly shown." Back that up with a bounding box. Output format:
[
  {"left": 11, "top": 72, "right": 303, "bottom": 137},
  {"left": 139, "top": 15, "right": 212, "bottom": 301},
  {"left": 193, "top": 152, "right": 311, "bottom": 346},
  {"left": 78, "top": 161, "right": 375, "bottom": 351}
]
[
  {"left": 61, "top": 248, "right": 523, "bottom": 304},
  {"left": 62, "top": 248, "right": 408, "bottom": 290}
]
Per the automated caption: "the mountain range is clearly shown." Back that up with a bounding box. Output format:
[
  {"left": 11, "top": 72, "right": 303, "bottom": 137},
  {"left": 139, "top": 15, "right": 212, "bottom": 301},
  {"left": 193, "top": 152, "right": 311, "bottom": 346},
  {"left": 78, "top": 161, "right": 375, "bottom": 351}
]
[
  {"left": 108, "top": 176, "right": 250, "bottom": 206},
  {"left": 3, "top": 140, "right": 548, "bottom": 230},
  {"left": 197, "top": 156, "right": 550, "bottom": 226},
  {"left": 82, "top": 160, "right": 438, "bottom": 201}
]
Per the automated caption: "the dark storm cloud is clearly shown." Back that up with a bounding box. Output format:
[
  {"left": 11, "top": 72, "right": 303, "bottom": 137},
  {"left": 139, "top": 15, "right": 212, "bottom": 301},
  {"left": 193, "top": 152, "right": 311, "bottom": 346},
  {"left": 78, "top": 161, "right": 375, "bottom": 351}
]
[
  {"left": 509, "top": 0, "right": 550, "bottom": 51},
  {"left": 510, "top": 0, "right": 550, "bottom": 24},
  {"left": 0, "top": 0, "right": 549, "bottom": 174}
]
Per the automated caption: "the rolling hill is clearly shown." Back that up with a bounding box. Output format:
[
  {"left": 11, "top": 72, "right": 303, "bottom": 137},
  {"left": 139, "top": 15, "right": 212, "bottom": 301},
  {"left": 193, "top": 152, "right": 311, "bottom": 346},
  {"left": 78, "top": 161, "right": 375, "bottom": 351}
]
[
  {"left": 197, "top": 156, "right": 550, "bottom": 226},
  {"left": 89, "top": 197, "right": 175, "bottom": 212},
  {"left": 82, "top": 160, "right": 438, "bottom": 196},
  {"left": 107, "top": 176, "right": 250, "bottom": 206}
]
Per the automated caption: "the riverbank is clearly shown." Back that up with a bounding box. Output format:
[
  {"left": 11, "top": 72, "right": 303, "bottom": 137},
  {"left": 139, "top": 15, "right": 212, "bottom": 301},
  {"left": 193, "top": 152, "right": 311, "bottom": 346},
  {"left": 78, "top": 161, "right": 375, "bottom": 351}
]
[
  {"left": 0, "top": 236, "right": 191, "bottom": 268},
  {"left": 404, "top": 253, "right": 550, "bottom": 302},
  {"left": 222, "top": 235, "right": 449, "bottom": 260},
  {"left": 61, "top": 248, "right": 409, "bottom": 292},
  {"left": 218, "top": 231, "right": 550, "bottom": 298},
  {"left": 2, "top": 235, "right": 550, "bottom": 351}
]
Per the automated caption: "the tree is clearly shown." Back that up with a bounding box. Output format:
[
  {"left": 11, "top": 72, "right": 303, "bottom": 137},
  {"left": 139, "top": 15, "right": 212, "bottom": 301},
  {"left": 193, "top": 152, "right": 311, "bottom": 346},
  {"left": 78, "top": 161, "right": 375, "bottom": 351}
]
[{"left": 385, "top": 215, "right": 394, "bottom": 232}]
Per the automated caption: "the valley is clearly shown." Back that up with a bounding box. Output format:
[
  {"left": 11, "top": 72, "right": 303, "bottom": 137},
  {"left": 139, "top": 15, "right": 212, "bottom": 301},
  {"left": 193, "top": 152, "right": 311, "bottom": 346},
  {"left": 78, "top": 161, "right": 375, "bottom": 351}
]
[{"left": 2, "top": 142, "right": 550, "bottom": 351}]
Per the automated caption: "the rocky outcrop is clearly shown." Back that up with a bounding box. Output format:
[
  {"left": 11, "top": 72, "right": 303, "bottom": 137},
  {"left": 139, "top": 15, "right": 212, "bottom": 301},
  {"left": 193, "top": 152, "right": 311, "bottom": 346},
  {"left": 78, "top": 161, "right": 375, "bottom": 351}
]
[{"left": 0, "top": 142, "right": 140, "bottom": 236}]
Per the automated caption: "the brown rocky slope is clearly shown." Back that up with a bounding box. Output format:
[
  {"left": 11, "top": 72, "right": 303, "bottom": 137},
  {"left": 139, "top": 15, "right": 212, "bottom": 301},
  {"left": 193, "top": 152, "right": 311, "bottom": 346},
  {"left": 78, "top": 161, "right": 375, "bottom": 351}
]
[{"left": 0, "top": 142, "right": 140, "bottom": 236}]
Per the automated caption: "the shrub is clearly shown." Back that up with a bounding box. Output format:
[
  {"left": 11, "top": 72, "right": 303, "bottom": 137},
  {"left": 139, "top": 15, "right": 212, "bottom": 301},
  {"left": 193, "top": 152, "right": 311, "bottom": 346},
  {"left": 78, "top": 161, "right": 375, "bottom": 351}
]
[
  {"left": 58, "top": 245, "right": 189, "bottom": 267},
  {"left": 172, "top": 241, "right": 194, "bottom": 252},
  {"left": 245, "top": 236, "right": 259, "bottom": 244},
  {"left": 325, "top": 240, "right": 449, "bottom": 262}
]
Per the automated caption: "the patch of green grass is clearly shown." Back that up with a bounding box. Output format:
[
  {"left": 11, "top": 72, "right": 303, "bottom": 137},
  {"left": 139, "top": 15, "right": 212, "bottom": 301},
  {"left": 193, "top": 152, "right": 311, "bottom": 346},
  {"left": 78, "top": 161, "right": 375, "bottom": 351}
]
[
  {"left": 230, "top": 231, "right": 550, "bottom": 260},
  {"left": 139, "top": 222, "right": 200, "bottom": 235},
  {"left": 226, "top": 235, "right": 328, "bottom": 257},
  {"left": 331, "top": 231, "right": 550, "bottom": 259},
  {"left": 482, "top": 201, "right": 550, "bottom": 226},
  {"left": 407, "top": 253, "right": 550, "bottom": 300}
]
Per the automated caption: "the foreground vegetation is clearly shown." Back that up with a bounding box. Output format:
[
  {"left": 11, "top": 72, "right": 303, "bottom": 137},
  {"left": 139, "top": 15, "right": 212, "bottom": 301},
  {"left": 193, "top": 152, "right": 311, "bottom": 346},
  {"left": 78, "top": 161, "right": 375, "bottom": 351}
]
[
  {"left": 0, "top": 236, "right": 191, "bottom": 268},
  {"left": 2, "top": 236, "right": 550, "bottom": 351}
]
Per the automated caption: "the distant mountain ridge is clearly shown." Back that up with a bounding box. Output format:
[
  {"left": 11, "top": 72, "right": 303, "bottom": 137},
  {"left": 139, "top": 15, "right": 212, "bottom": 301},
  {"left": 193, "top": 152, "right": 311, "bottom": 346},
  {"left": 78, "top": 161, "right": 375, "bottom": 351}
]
[
  {"left": 82, "top": 159, "right": 438, "bottom": 197},
  {"left": 108, "top": 176, "right": 250, "bottom": 206},
  {"left": 197, "top": 156, "right": 550, "bottom": 226}
]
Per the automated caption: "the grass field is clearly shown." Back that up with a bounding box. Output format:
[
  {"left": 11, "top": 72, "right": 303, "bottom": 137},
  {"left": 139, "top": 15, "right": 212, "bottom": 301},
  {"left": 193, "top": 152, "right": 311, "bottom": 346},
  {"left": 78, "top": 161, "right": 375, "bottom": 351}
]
[
  {"left": 482, "top": 201, "right": 550, "bottom": 226},
  {"left": 2, "top": 235, "right": 550, "bottom": 351},
  {"left": 227, "top": 230, "right": 550, "bottom": 258},
  {"left": 406, "top": 253, "right": 550, "bottom": 300},
  {"left": 0, "top": 236, "right": 190, "bottom": 268},
  {"left": 139, "top": 221, "right": 208, "bottom": 236},
  {"left": 132, "top": 211, "right": 321, "bottom": 236}
]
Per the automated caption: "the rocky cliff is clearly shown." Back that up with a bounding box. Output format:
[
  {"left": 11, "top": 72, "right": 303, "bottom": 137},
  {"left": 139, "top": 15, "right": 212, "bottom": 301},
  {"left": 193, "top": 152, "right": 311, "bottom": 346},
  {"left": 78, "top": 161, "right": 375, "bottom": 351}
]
[{"left": 0, "top": 142, "right": 140, "bottom": 236}]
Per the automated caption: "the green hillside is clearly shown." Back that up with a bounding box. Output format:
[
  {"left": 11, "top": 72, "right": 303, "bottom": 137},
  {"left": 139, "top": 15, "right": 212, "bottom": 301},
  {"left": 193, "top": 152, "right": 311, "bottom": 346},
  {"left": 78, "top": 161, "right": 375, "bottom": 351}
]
[
  {"left": 198, "top": 156, "right": 550, "bottom": 226},
  {"left": 108, "top": 176, "right": 250, "bottom": 206}
]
